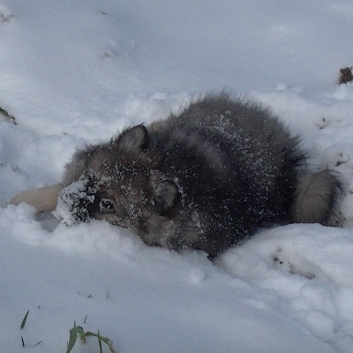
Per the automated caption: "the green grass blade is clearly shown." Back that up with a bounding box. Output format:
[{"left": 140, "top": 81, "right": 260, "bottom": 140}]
[
  {"left": 85, "top": 331, "right": 116, "bottom": 353},
  {"left": 66, "top": 326, "right": 78, "bottom": 353},
  {"left": 20, "top": 310, "right": 30, "bottom": 329},
  {"left": 76, "top": 326, "right": 85, "bottom": 342},
  {"left": 98, "top": 330, "right": 103, "bottom": 353}
]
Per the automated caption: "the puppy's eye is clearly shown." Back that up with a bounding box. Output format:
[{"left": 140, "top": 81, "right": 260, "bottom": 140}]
[{"left": 99, "top": 198, "right": 115, "bottom": 214}]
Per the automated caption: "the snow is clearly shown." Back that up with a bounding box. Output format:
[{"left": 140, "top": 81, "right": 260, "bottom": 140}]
[{"left": 1, "top": 0, "right": 353, "bottom": 352}]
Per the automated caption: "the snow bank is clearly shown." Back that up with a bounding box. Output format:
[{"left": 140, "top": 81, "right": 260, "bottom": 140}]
[{"left": 1, "top": 0, "right": 353, "bottom": 352}]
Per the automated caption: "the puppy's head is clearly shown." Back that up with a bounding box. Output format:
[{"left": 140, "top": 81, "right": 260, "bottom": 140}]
[{"left": 57, "top": 125, "right": 180, "bottom": 230}]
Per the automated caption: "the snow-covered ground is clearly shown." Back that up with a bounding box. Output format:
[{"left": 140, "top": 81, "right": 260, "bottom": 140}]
[{"left": 1, "top": 1, "right": 353, "bottom": 352}]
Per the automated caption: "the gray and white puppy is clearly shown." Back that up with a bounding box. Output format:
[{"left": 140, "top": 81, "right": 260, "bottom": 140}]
[{"left": 11, "top": 92, "right": 343, "bottom": 258}]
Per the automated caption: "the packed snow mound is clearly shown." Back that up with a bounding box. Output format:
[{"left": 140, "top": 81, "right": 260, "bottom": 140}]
[{"left": 2, "top": 0, "right": 353, "bottom": 352}]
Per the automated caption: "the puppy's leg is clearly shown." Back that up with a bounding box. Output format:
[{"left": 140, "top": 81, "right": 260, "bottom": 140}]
[{"left": 10, "top": 184, "right": 62, "bottom": 213}]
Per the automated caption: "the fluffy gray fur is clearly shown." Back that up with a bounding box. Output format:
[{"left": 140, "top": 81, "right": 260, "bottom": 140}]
[{"left": 11, "top": 92, "right": 343, "bottom": 258}]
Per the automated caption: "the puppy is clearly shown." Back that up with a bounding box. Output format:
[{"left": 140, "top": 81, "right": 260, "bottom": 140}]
[{"left": 11, "top": 92, "right": 343, "bottom": 258}]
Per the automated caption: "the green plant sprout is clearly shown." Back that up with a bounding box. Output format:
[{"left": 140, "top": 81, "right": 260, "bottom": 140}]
[
  {"left": 66, "top": 324, "right": 115, "bottom": 353},
  {"left": 20, "top": 310, "right": 30, "bottom": 329},
  {"left": 19, "top": 310, "right": 42, "bottom": 347}
]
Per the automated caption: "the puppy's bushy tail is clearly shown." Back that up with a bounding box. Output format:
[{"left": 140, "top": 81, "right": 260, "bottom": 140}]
[{"left": 289, "top": 170, "right": 343, "bottom": 226}]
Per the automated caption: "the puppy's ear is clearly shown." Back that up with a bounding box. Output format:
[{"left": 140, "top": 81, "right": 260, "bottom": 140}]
[
  {"left": 150, "top": 171, "right": 179, "bottom": 212},
  {"left": 117, "top": 124, "right": 149, "bottom": 152}
]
